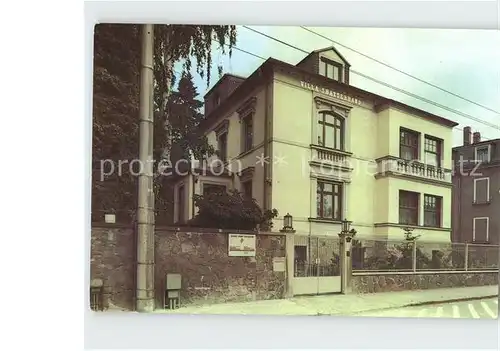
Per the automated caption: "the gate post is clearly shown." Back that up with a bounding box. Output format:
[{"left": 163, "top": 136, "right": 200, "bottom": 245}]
[
  {"left": 285, "top": 231, "right": 295, "bottom": 298},
  {"left": 338, "top": 219, "right": 357, "bottom": 294}
]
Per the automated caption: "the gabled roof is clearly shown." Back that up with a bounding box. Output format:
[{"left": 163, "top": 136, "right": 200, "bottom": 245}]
[{"left": 296, "top": 46, "right": 351, "bottom": 67}]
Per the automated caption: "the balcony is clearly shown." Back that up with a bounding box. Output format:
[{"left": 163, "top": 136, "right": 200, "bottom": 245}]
[
  {"left": 310, "top": 144, "right": 353, "bottom": 171},
  {"left": 375, "top": 157, "right": 451, "bottom": 184}
]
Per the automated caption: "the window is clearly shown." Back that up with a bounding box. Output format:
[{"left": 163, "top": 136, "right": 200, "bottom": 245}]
[
  {"left": 424, "top": 136, "right": 442, "bottom": 167},
  {"left": 473, "top": 177, "right": 490, "bottom": 203},
  {"left": 317, "top": 112, "right": 344, "bottom": 150},
  {"left": 203, "top": 184, "right": 227, "bottom": 196},
  {"left": 399, "top": 190, "right": 419, "bottom": 225},
  {"left": 400, "top": 129, "right": 419, "bottom": 161},
  {"left": 316, "top": 181, "right": 342, "bottom": 220},
  {"left": 423, "top": 194, "right": 442, "bottom": 227},
  {"left": 213, "top": 92, "right": 221, "bottom": 107},
  {"left": 473, "top": 217, "right": 489, "bottom": 242},
  {"left": 242, "top": 180, "right": 252, "bottom": 199},
  {"left": 177, "top": 185, "right": 185, "bottom": 223},
  {"left": 321, "top": 59, "right": 342, "bottom": 82},
  {"left": 217, "top": 132, "right": 228, "bottom": 163},
  {"left": 475, "top": 146, "right": 490, "bottom": 163},
  {"left": 242, "top": 115, "right": 253, "bottom": 152}
]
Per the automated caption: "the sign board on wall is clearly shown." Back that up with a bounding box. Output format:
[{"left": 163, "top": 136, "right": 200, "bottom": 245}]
[
  {"left": 272, "top": 257, "right": 286, "bottom": 272},
  {"left": 228, "top": 234, "right": 256, "bottom": 257}
]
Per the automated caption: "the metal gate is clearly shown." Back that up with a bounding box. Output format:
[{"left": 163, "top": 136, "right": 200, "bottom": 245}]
[{"left": 292, "top": 235, "right": 341, "bottom": 295}]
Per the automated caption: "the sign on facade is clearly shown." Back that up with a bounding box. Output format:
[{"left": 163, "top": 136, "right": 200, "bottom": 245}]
[
  {"left": 300, "top": 81, "right": 362, "bottom": 106},
  {"left": 228, "top": 234, "right": 256, "bottom": 257},
  {"left": 272, "top": 257, "right": 286, "bottom": 272}
]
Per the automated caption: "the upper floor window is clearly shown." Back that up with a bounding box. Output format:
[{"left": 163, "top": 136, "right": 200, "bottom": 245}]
[
  {"left": 321, "top": 59, "right": 342, "bottom": 82},
  {"left": 423, "top": 194, "right": 441, "bottom": 227},
  {"left": 316, "top": 181, "right": 343, "bottom": 220},
  {"left": 177, "top": 184, "right": 185, "bottom": 223},
  {"left": 473, "top": 177, "right": 490, "bottom": 204},
  {"left": 217, "top": 132, "right": 228, "bottom": 163},
  {"left": 399, "top": 190, "right": 419, "bottom": 225},
  {"left": 213, "top": 92, "right": 221, "bottom": 107},
  {"left": 424, "top": 136, "right": 442, "bottom": 167},
  {"left": 317, "top": 111, "right": 344, "bottom": 150},
  {"left": 242, "top": 180, "right": 253, "bottom": 199},
  {"left": 475, "top": 145, "right": 490, "bottom": 163},
  {"left": 400, "top": 128, "right": 419, "bottom": 161},
  {"left": 241, "top": 115, "right": 253, "bottom": 153}
]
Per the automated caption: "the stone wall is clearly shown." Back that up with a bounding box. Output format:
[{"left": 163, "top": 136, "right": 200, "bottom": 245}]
[
  {"left": 155, "top": 230, "right": 286, "bottom": 306},
  {"left": 90, "top": 225, "right": 287, "bottom": 311},
  {"left": 90, "top": 226, "right": 136, "bottom": 310},
  {"left": 351, "top": 271, "right": 499, "bottom": 294}
]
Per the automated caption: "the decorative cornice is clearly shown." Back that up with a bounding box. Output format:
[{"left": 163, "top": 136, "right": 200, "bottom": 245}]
[
  {"left": 314, "top": 96, "right": 352, "bottom": 116},
  {"left": 238, "top": 166, "right": 255, "bottom": 182},
  {"left": 309, "top": 161, "right": 353, "bottom": 173},
  {"left": 214, "top": 119, "right": 229, "bottom": 136},
  {"left": 310, "top": 173, "right": 352, "bottom": 184},
  {"left": 237, "top": 96, "right": 257, "bottom": 119}
]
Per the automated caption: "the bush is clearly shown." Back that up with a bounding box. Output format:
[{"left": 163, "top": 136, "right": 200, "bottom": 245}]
[{"left": 188, "top": 190, "right": 278, "bottom": 230}]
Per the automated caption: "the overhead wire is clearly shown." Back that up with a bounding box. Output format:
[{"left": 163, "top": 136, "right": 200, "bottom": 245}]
[{"left": 237, "top": 26, "right": 499, "bottom": 141}]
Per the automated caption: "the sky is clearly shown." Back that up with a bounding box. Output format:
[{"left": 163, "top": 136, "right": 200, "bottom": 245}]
[{"left": 178, "top": 26, "right": 500, "bottom": 147}]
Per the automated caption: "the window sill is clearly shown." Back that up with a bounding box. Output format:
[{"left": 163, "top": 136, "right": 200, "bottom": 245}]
[
  {"left": 308, "top": 217, "right": 342, "bottom": 224},
  {"left": 472, "top": 200, "right": 491, "bottom": 206}
]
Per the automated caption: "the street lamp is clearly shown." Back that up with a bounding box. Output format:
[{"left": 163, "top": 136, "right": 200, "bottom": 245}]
[
  {"left": 340, "top": 218, "right": 356, "bottom": 243},
  {"left": 280, "top": 213, "right": 295, "bottom": 233},
  {"left": 341, "top": 218, "right": 352, "bottom": 233}
]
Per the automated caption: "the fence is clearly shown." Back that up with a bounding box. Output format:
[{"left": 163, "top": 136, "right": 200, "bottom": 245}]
[{"left": 351, "top": 239, "right": 499, "bottom": 272}]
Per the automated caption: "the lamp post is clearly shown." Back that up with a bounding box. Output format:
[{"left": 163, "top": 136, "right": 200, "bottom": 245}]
[
  {"left": 280, "top": 213, "right": 296, "bottom": 233},
  {"left": 338, "top": 218, "right": 356, "bottom": 294},
  {"left": 339, "top": 218, "right": 356, "bottom": 242}
]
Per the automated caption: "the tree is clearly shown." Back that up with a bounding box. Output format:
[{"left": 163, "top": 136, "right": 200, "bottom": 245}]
[
  {"left": 92, "top": 24, "right": 237, "bottom": 223},
  {"left": 188, "top": 190, "right": 279, "bottom": 231}
]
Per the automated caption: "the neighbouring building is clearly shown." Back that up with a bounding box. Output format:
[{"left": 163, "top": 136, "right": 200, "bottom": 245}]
[
  {"left": 451, "top": 127, "right": 500, "bottom": 244},
  {"left": 169, "top": 46, "right": 458, "bottom": 244}
]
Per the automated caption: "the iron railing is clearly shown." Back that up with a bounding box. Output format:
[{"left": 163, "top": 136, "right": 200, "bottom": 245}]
[{"left": 351, "top": 239, "right": 499, "bottom": 272}]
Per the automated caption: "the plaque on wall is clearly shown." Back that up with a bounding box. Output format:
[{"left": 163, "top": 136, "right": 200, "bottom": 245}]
[
  {"left": 272, "top": 257, "right": 286, "bottom": 272},
  {"left": 228, "top": 234, "right": 256, "bottom": 257}
]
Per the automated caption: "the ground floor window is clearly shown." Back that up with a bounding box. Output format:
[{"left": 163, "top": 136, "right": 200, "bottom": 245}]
[{"left": 316, "top": 181, "right": 343, "bottom": 220}]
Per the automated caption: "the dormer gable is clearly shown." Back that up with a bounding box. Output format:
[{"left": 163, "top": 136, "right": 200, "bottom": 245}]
[{"left": 296, "top": 46, "right": 350, "bottom": 84}]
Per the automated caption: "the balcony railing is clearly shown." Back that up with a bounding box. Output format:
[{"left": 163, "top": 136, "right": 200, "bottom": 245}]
[
  {"left": 377, "top": 158, "right": 451, "bottom": 183},
  {"left": 310, "top": 145, "right": 353, "bottom": 169}
]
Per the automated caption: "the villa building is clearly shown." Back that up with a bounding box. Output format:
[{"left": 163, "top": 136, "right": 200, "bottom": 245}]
[{"left": 170, "top": 46, "right": 458, "bottom": 244}]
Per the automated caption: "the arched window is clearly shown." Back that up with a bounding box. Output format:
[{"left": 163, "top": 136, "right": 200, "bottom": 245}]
[{"left": 317, "top": 111, "right": 344, "bottom": 150}]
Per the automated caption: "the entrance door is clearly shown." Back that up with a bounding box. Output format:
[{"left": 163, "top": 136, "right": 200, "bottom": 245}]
[{"left": 292, "top": 235, "right": 342, "bottom": 295}]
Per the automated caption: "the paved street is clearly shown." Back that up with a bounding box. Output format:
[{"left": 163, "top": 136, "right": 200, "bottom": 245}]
[
  {"left": 154, "top": 285, "right": 498, "bottom": 316},
  {"left": 357, "top": 298, "right": 498, "bottom": 319}
]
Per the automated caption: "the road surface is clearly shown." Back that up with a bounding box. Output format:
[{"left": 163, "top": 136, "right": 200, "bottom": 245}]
[{"left": 356, "top": 298, "right": 498, "bottom": 319}]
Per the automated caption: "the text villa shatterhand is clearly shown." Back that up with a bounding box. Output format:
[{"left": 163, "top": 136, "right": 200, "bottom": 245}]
[{"left": 300, "top": 81, "right": 362, "bottom": 106}]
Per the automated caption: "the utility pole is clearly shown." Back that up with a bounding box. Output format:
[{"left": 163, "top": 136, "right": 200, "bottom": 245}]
[{"left": 136, "top": 24, "right": 155, "bottom": 312}]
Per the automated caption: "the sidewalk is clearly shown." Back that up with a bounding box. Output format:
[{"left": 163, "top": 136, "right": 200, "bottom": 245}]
[{"left": 153, "top": 285, "right": 498, "bottom": 316}]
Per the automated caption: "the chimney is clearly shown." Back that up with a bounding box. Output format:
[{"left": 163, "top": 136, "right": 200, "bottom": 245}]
[
  {"left": 463, "top": 126, "right": 471, "bottom": 145},
  {"left": 473, "top": 132, "right": 481, "bottom": 144}
]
